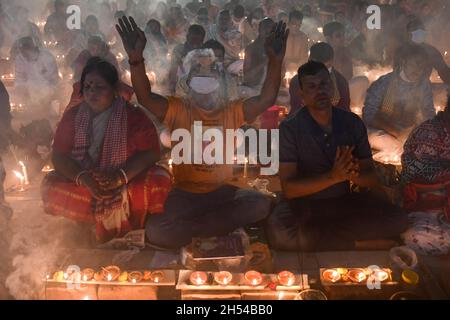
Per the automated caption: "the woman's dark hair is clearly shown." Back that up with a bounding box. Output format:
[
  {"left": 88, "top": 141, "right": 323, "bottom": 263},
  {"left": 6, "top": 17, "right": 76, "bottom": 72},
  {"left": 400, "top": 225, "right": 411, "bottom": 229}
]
[{"left": 80, "top": 57, "right": 119, "bottom": 95}]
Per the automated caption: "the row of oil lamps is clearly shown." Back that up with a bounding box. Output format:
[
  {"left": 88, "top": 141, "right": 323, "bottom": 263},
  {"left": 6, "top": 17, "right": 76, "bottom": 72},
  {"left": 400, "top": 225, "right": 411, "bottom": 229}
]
[
  {"left": 189, "top": 270, "right": 296, "bottom": 287},
  {"left": 49, "top": 266, "right": 165, "bottom": 284},
  {"left": 322, "top": 267, "right": 391, "bottom": 284}
]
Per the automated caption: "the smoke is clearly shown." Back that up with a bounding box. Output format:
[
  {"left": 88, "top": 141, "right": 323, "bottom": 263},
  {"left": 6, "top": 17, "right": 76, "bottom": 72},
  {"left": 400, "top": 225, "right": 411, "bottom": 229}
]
[{"left": 3, "top": 192, "right": 93, "bottom": 300}]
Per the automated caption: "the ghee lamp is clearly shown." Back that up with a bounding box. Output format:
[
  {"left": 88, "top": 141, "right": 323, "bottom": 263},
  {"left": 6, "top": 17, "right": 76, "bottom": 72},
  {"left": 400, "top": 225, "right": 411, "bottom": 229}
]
[
  {"left": 277, "top": 271, "right": 295, "bottom": 286},
  {"left": 348, "top": 269, "right": 367, "bottom": 283},
  {"left": 150, "top": 271, "right": 165, "bottom": 283},
  {"left": 244, "top": 270, "right": 263, "bottom": 286},
  {"left": 190, "top": 271, "right": 208, "bottom": 286},
  {"left": 372, "top": 269, "right": 389, "bottom": 282},
  {"left": 214, "top": 271, "right": 233, "bottom": 285},
  {"left": 323, "top": 269, "right": 341, "bottom": 283}
]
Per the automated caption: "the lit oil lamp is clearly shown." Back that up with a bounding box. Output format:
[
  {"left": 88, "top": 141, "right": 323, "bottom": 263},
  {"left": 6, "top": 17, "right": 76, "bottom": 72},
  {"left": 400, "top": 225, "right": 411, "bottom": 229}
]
[
  {"left": 323, "top": 269, "right": 341, "bottom": 283},
  {"left": 102, "top": 265, "right": 121, "bottom": 281},
  {"left": 190, "top": 271, "right": 208, "bottom": 286},
  {"left": 244, "top": 270, "right": 263, "bottom": 286},
  {"left": 239, "top": 50, "right": 245, "bottom": 60},
  {"left": 347, "top": 268, "right": 367, "bottom": 283},
  {"left": 128, "top": 271, "right": 143, "bottom": 283},
  {"left": 214, "top": 271, "right": 233, "bottom": 285},
  {"left": 372, "top": 268, "right": 390, "bottom": 282},
  {"left": 435, "top": 105, "right": 444, "bottom": 114},
  {"left": 1, "top": 73, "right": 15, "bottom": 81},
  {"left": 42, "top": 165, "right": 54, "bottom": 173},
  {"left": 81, "top": 268, "right": 95, "bottom": 281},
  {"left": 277, "top": 271, "right": 295, "bottom": 286},
  {"left": 150, "top": 271, "right": 165, "bottom": 283}
]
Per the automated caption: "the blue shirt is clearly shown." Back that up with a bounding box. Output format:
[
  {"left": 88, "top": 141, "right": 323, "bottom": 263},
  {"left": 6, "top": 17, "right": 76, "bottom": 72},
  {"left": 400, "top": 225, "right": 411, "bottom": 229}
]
[{"left": 279, "top": 107, "right": 372, "bottom": 200}]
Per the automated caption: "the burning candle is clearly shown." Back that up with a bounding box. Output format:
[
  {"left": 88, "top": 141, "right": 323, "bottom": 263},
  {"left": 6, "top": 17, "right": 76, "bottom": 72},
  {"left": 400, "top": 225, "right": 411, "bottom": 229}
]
[
  {"left": 214, "top": 271, "right": 233, "bottom": 285},
  {"left": 284, "top": 71, "right": 294, "bottom": 87},
  {"left": 150, "top": 271, "right": 165, "bottom": 283},
  {"left": 42, "top": 165, "right": 54, "bottom": 173},
  {"left": 435, "top": 105, "right": 443, "bottom": 114},
  {"left": 323, "top": 269, "right": 341, "bottom": 283},
  {"left": 277, "top": 271, "right": 295, "bottom": 286},
  {"left": 147, "top": 71, "right": 157, "bottom": 84},
  {"left": 13, "top": 171, "right": 25, "bottom": 191},
  {"left": 190, "top": 271, "right": 208, "bottom": 286},
  {"left": 18, "top": 161, "right": 29, "bottom": 185},
  {"left": 244, "top": 270, "right": 263, "bottom": 286},
  {"left": 243, "top": 157, "right": 248, "bottom": 178}
]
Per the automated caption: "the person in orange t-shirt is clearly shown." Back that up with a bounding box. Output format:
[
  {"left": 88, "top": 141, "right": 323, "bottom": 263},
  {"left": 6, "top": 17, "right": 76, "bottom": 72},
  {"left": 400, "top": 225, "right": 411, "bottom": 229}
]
[{"left": 116, "top": 16, "right": 289, "bottom": 249}]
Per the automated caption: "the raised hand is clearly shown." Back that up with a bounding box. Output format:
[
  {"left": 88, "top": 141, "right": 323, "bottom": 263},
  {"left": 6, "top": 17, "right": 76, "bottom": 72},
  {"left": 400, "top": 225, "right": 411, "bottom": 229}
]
[
  {"left": 264, "top": 21, "right": 289, "bottom": 63},
  {"left": 116, "top": 16, "right": 147, "bottom": 61}
]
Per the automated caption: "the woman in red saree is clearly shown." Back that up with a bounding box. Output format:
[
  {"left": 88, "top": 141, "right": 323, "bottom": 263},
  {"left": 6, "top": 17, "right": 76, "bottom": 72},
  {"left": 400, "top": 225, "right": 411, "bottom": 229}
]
[{"left": 42, "top": 57, "right": 171, "bottom": 243}]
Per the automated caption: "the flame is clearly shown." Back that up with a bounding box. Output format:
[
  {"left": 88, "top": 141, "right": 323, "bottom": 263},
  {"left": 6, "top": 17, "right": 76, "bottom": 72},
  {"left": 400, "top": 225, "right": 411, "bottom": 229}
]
[
  {"left": 278, "top": 291, "right": 285, "bottom": 300},
  {"left": 132, "top": 278, "right": 136, "bottom": 284},
  {"left": 13, "top": 171, "right": 24, "bottom": 180},
  {"left": 83, "top": 296, "right": 89, "bottom": 300},
  {"left": 107, "top": 274, "right": 112, "bottom": 281}
]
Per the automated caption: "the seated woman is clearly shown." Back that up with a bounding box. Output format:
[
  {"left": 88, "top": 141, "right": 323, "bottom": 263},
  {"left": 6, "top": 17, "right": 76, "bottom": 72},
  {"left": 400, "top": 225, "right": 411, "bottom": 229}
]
[
  {"left": 65, "top": 36, "right": 133, "bottom": 112},
  {"left": 363, "top": 43, "right": 435, "bottom": 158},
  {"left": 401, "top": 97, "right": 450, "bottom": 255},
  {"left": 42, "top": 58, "right": 172, "bottom": 243}
]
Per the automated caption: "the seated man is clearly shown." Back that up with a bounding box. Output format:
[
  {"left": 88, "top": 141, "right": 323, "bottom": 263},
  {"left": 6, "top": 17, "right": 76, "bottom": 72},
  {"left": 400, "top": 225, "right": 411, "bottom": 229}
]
[
  {"left": 363, "top": 43, "right": 435, "bottom": 157},
  {"left": 401, "top": 97, "right": 450, "bottom": 255},
  {"left": 289, "top": 42, "right": 350, "bottom": 114},
  {"left": 208, "top": 10, "right": 242, "bottom": 66},
  {"left": 323, "top": 21, "right": 353, "bottom": 81},
  {"left": 267, "top": 61, "right": 407, "bottom": 251},
  {"left": 168, "top": 24, "right": 206, "bottom": 94},
  {"left": 116, "top": 17, "right": 288, "bottom": 249},
  {"left": 41, "top": 58, "right": 171, "bottom": 243},
  {"left": 14, "top": 36, "right": 59, "bottom": 112},
  {"left": 284, "top": 10, "right": 309, "bottom": 72},
  {"left": 176, "top": 40, "right": 238, "bottom": 101}
]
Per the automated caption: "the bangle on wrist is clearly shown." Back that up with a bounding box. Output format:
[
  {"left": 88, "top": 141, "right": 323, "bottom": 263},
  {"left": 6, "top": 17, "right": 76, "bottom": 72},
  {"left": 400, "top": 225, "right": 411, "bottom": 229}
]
[
  {"left": 119, "top": 169, "right": 129, "bottom": 185},
  {"left": 128, "top": 58, "right": 145, "bottom": 66},
  {"left": 75, "top": 170, "right": 89, "bottom": 186}
]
